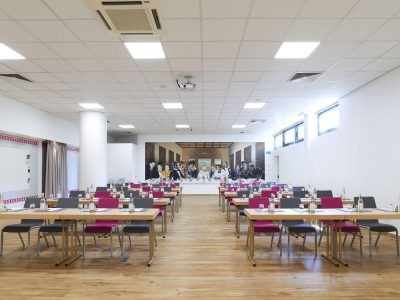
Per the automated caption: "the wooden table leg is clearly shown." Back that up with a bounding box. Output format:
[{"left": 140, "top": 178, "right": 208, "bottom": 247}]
[
  {"left": 226, "top": 199, "right": 229, "bottom": 222},
  {"left": 163, "top": 205, "right": 168, "bottom": 238},
  {"left": 222, "top": 195, "right": 225, "bottom": 212},
  {"left": 247, "top": 220, "right": 256, "bottom": 266},
  {"left": 148, "top": 220, "right": 156, "bottom": 266},
  {"left": 171, "top": 198, "right": 175, "bottom": 222},
  {"left": 235, "top": 205, "right": 239, "bottom": 238}
]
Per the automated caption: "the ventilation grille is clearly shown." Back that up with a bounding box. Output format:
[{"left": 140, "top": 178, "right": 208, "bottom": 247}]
[
  {"left": 85, "top": 0, "right": 162, "bottom": 36},
  {"left": 289, "top": 72, "right": 321, "bottom": 82},
  {"left": 0, "top": 74, "right": 32, "bottom": 82}
]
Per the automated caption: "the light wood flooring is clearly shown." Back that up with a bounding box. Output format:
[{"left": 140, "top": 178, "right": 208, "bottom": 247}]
[{"left": 1, "top": 195, "right": 400, "bottom": 299}]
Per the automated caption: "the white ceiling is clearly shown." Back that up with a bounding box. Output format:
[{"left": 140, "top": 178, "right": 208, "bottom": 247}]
[{"left": 1, "top": 0, "right": 400, "bottom": 135}]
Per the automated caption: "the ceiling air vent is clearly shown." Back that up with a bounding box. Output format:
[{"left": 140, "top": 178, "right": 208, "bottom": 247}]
[
  {"left": 289, "top": 72, "right": 321, "bottom": 83},
  {"left": 85, "top": 0, "right": 162, "bottom": 36},
  {"left": 0, "top": 74, "right": 32, "bottom": 82}
]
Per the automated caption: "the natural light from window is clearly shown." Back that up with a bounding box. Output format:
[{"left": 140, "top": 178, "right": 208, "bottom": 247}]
[{"left": 318, "top": 105, "right": 339, "bottom": 135}]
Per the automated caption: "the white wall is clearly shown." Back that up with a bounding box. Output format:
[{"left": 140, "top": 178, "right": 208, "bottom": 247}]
[
  {"left": 107, "top": 143, "right": 138, "bottom": 183},
  {"left": 274, "top": 66, "right": 400, "bottom": 229},
  {"left": 0, "top": 94, "right": 79, "bottom": 146},
  {"left": 136, "top": 134, "right": 267, "bottom": 180}
]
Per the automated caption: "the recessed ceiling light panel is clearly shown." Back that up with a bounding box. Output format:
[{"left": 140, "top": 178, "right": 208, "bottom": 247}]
[
  {"left": 232, "top": 124, "right": 246, "bottom": 129},
  {"left": 162, "top": 103, "right": 183, "bottom": 109},
  {"left": 275, "top": 42, "right": 320, "bottom": 59},
  {"left": 124, "top": 42, "right": 165, "bottom": 59},
  {"left": 176, "top": 124, "right": 190, "bottom": 128},
  {"left": 78, "top": 103, "right": 104, "bottom": 110},
  {"left": 0, "top": 43, "right": 25, "bottom": 60},
  {"left": 244, "top": 102, "right": 265, "bottom": 109},
  {"left": 119, "top": 124, "right": 135, "bottom": 129}
]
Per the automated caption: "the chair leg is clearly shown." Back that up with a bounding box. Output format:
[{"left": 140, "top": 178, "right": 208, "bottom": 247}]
[
  {"left": 343, "top": 233, "right": 348, "bottom": 246},
  {"left": 154, "top": 230, "right": 157, "bottom": 247},
  {"left": 270, "top": 233, "right": 274, "bottom": 248},
  {"left": 246, "top": 226, "right": 250, "bottom": 247},
  {"left": 314, "top": 231, "right": 317, "bottom": 257},
  {"left": 303, "top": 233, "right": 307, "bottom": 246},
  {"left": 116, "top": 227, "right": 122, "bottom": 247},
  {"left": 18, "top": 232, "right": 25, "bottom": 248},
  {"left": 43, "top": 234, "right": 49, "bottom": 247},
  {"left": 76, "top": 232, "right": 81, "bottom": 246},
  {"left": 369, "top": 230, "right": 372, "bottom": 257},
  {"left": 396, "top": 230, "right": 399, "bottom": 256},
  {"left": 0, "top": 230, "right": 4, "bottom": 256},
  {"left": 374, "top": 232, "right": 381, "bottom": 246},
  {"left": 110, "top": 232, "right": 113, "bottom": 257},
  {"left": 318, "top": 226, "right": 325, "bottom": 246},
  {"left": 128, "top": 234, "right": 132, "bottom": 248},
  {"left": 359, "top": 231, "right": 363, "bottom": 257},
  {"left": 350, "top": 232, "right": 356, "bottom": 247},
  {"left": 279, "top": 228, "right": 283, "bottom": 256},
  {"left": 93, "top": 234, "right": 97, "bottom": 247},
  {"left": 51, "top": 233, "right": 57, "bottom": 247},
  {"left": 27, "top": 230, "right": 31, "bottom": 256},
  {"left": 287, "top": 230, "right": 291, "bottom": 257},
  {"left": 82, "top": 230, "right": 86, "bottom": 257},
  {"left": 37, "top": 230, "right": 41, "bottom": 256},
  {"left": 121, "top": 232, "right": 124, "bottom": 257}
]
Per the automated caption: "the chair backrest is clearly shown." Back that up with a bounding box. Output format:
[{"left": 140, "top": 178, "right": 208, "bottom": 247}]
[
  {"left": 252, "top": 181, "right": 260, "bottom": 186},
  {"left": 24, "top": 197, "right": 41, "bottom": 208},
  {"left": 163, "top": 186, "right": 172, "bottom": 192},
  {"left": 142, "top": 186, "right": 151, "bottom": 192},
  {"left": 271, "top": 186, "right": 282, "bottom": 192},
  {"left": 134, "top": 197, "right": 154, "bottom": 208},
  {"left": 115, "top": 184, "right": 123, "bottom": 191},
  {"left": 293, "top": 190, "right": 309, "bottom": 198},
  {"left": 174, "top": 182, "right": 180, "bottom": 187},
  {"left": 280, "top": 197, "right": 301, "bottom": 209},
  {"left": 249, "top": 197, "right": 269, "bottom": 209},
  {"left": 141, "top": 182, "right": 148, "bottom": 186},
  {"left": 251, "top": 186, "right": 259, "bottom": 192},
  {"left": 259, "top": 183, "right": 268, "bottom": 188},
  {"left": 122, "top": 186, "right": 128, "bottom": 192},
  {"left": 237, "top": 190, "right": 250, "bottom": 198},
  {"left": 261, "top": 190, "right": 277, "bottom": 198},
  {"left": 94, "top": 191, "right": 111, "bottom": 198},
  {"left": 152, "top": 184, "right": 161, "bottom": 191},
  {"left": 292, "top": 186, "right": 305, "bottom": 191},
  {"left": 170, "top": 184, "right": 177, "bottom": 188},
  {"left": 316, "top": 190, "right": 333, "bottom": 198},
  {"left": 124, "top": 190, "right": 139, "bottom": 199},
  {"left": 152, "top": 191, "right": 164, "bottom": 198},
  {"left": 124, "top": 182, "right": 130, "bottom": 187},
  {"left": 354, "top": 196, "right": 376, "bottom": 208},
  {"left": 320, "top": 197, "right": 343, "bottom": 209},
  {"left": 266, "top": 182, "right": 276, "bottom": 187},
  {"left": 240, "top": 184, "right": 249, "bottom": 189},
  {"left": 57, "top": 198, "right": 79, "bottom": 208},
  {"left": 130, "top": 183, "right": 141, "bottom": 189},
  {"left": 97, "top": 198, "right": 119, "bottom": 208},
  {"left": 96, "top": 186, "right": 108, "bottom": 192},
  {"left": 233, "top": 182, "right": 240, "bottom": 186},
  {"left": 69, "top": 190, "right": 85, "bottom": 198},
  {"left": 227, "top": 186, "right": 238, "bottom": 192}
]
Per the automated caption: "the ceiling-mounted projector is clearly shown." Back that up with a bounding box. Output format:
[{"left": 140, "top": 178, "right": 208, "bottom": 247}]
[{"left": 176, "top": 75, "right": 196, "bottom": 90}]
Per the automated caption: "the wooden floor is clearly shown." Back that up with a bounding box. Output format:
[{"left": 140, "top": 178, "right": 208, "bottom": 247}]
[{"left": 1, "top": 195, "right": 400, "bottom": 299}]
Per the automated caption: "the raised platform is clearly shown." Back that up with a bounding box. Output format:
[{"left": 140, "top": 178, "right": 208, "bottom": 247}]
[{"left": 180, "top": 181, "right": 219, "bottom": 195}]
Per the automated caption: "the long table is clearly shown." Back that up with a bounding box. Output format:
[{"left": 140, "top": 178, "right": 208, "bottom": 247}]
[
  {"left": 244, "top": 208, "right": 400, "bottom": 267},
  {"left": 47, "top": 198, "right": 170, "bottom": 238},
  {"left": 0, "top": 208, "right": 159, "bottom": 266},
  {"left": 232, "top": 198, "right": 354, "bottom": 237}
]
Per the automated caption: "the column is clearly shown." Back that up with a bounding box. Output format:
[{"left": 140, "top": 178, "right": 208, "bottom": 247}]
[{"left": 79, "top": 111, "right": 107, "bottom": 190}]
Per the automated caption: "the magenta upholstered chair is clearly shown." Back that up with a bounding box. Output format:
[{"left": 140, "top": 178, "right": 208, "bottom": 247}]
[
  {"left": 170, "top": 184, "right": 176, "bottom": 188},
  {"left": 271, "top": 186, "right": 282, "bottom": 193},
  {"left": 319, "top": 197, "right": 362, "bottom": 256},
  {"left": 260, "top": 190, "right": 277, "bottom": 199},
  {"left": 246, "top": 197, "right": 280, "bottom": 248},
  {"left": 240, "top": 183, "right": 249, "bottom": 189},
  {"left": 94, "top": 191, "right": 111, "bottom": 198},
  {"left": 252, "top": 181, "right": 260, "bottom": 186},
  {"left": 142, "top": 186, "right": 151, "bottom": 192},
  {"left": 130, "top": 183, "right": 140, "bottom": 189},
  {"left": 83, "top": 198, "right": 121, "bottom": 257}
]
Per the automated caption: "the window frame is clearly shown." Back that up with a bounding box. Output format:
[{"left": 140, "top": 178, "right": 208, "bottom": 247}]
[
  {"left": 317, "top": 103, "right": 339, "bottom": 136},
  {"left": 274, "top": 133, "right": 283, "bottom": 149},
  {"left": 274, "top": 121, "right": 304, "bottom": 149}
]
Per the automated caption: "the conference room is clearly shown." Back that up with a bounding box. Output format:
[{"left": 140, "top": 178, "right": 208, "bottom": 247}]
[{"left": 1, "top": 0, "right": 400, "bottom": 299}]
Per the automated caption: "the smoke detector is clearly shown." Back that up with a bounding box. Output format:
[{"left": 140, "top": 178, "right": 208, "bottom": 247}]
[{"left": 176, "top": 76, "right": 196, "bottom": 90}]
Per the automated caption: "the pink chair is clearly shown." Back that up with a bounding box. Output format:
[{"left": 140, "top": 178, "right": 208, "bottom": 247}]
[
  {"left": 271, "top": 186, "right": 282, "bottom": 193},
  {"left": 142, "top": 186, "right": 151, "bottom": 192},
  {"left": 246, "top": 197, "right": 280, "bottom": 247},
  {"left": 240, "top": 183, "right": 249, "bottom": 189},
  {"left": 319, "top": 197, "right": 362, "bottom": 256},
  {"left": 261, "top": 190, "right": 277, "bottom": 199},
  {"left": 252, "top": 181, "right": 260, "bottom": 187},
  {"left": 130, "top": 183, "right": 140, "bottom": 189},
  {"left": 170, "top": 184, "right": 176, "bottom": 188},
  {"left": 151, "top": 191, "right": 166, "bottom": 229},
  {"left": 94, "top": 191, "right": 111, "bottom": 198},
  {"left": 83, "top": 198, "right": 121, "bottom": 257}
]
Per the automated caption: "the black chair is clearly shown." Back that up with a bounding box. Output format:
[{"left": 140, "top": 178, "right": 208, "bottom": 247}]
[
  {"left": 152, "top": 184, "right": 161, "bottom": 190},
  {"left": 251, "top": 186, "right": 259, "bottom": 192},
  {"left": 122, "top": 186, "right": 128, "bottom": 192},
  {"left": 124, "top": 190, "right": 139, "bottom": 199},
  {"left": 279, "top": 197, "right": 317, "bottom": 257},
  {"left": 259, "top": 183, "right": 268, "bottom": 188},
  {"left": 141, "top": 182, "right": 148, "bottom": 186},
  {"left": 292, "top": 186, "right": 305, "bottom": 191},
  {"left": 266, "top": 182, "right": 276, "bottom": 187},
  {"left": 174, "top": 183, "right": 180, "bottom": 187},
  {"left": 124, "top": 182, "right": 130, "bottom": 187},
  {"left": 354, "top": 196, "right": 399, "bottom": 256},
  {"left": 163, "top": 186, "right": 172, "bottom": 192},
  {"left": 96, "top": 186, "right": 108, "bottom": 192},
  {"left": 237, "top": 190, "right": 250, "bottom": 198},
  {"left": 69, "top": 190, "right": 85, "bottom": 198},
  {"left": 115, "top": 184, "right": 123, "bottom": 192},
  {"left": 121, "top": 198, "right": 157, "bottom": 257},
  {"left": 0, "top": 198, "right": 43, "bottom": 256},
  {"left": 36, "top": 198, "right": 80, "bottom": 256},
  {"left": 293, "top": 190, "right": 309, "bottom": 198},
  {"left": 316, "top": 190, "right": 333, "bottom": 198}
]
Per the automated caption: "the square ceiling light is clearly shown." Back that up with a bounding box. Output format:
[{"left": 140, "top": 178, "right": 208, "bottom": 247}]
[
  {"left": 162, "top": 103, "right": 183, "bottom": 109},
  {"left": 119, "top": 124, "right": 134, "bottom": 129},
  {"left": 0, "top": 43, "right": 25, "bottom": 60},
  {"left": 232, "top": 124, "right": 246, "bottom": 129},
  {"left": 275, "top": 42, "right": 320, "bottom": 59},
  {"left": 244, "top": 102, "right": 265, "bottom": 109},
  {"left": 176, "top": 124, "right": 190, "bottom": 128},
  {"left": 124, "top": 42, "right": 165, "bottom": 59},
  {"left": 78, "top": 103, "right": 104, "bottom": 110}
]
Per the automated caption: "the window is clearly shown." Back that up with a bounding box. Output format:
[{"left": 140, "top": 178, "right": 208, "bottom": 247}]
[
  {"left": 297, "top": 123, "right": 304, "bottom": 141},
  {"left": 274, "top": 133, "right": 283, "bottom": 149},
  {"left": 274, "top": 121, "right": 304, "bottom": 149},
  {"left": 283, "top": 127, "right": 296, "bottom": 146},
  {"left": 318, "top": 104, "right": 339, "bottom": 135}
]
